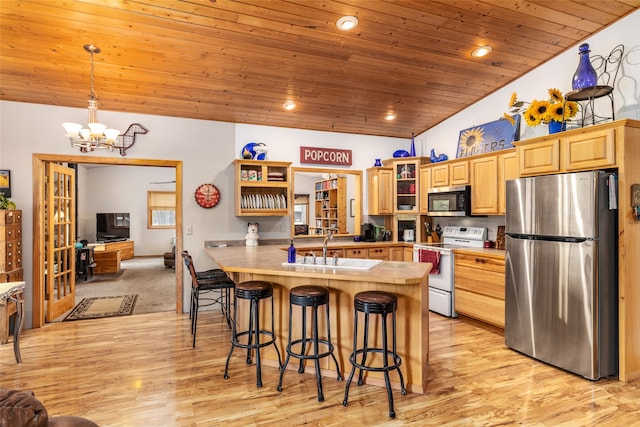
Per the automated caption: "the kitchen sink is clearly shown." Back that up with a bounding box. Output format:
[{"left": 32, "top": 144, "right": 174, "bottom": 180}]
[{"left": 282, "top": 257, "right": 383, "bottom": 270}]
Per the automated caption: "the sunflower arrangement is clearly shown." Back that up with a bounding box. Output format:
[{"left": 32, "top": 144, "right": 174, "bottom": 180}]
[{"left": 504, "top": 88, "right": 579, "bottom": 127}]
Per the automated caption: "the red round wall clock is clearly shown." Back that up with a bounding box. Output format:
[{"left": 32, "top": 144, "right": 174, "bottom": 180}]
[{"left": 194, "top": 183, "right": 220, "bottom": 208}]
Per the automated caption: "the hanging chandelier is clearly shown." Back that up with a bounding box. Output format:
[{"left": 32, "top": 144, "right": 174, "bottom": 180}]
[{"left": 63, "top": 44, "right": 120, "bottom": 152}]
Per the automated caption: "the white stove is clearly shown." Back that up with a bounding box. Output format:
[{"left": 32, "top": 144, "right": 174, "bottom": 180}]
[{"left": 413, "top": 226, "right": 487, "bottom": 317}]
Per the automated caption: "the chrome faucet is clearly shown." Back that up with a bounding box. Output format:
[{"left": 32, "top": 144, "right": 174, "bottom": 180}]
[
  {"left": 322, "top": 230, "right": 334, "bottom": 265},
  {"left": 332, "top": 249, "right": 341, "bottom": 266}
]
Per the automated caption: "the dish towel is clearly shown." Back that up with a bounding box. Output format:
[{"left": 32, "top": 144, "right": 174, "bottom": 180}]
[{"left": 420, "top": 249, "right": 441, "bottom": 274}]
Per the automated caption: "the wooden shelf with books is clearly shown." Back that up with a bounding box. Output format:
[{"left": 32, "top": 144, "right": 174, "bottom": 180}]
[{"left": 313, "top": 176, "right": 346, "bottom": 235}]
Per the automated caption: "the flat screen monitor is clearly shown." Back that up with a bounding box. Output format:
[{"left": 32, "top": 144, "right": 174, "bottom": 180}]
[{"left": 96, "top": 213, "right": 130, "bottom": 242}]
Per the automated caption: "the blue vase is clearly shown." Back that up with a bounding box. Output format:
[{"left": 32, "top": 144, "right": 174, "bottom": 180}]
[
  {"left": 572, "top": 43, "right": 598, "bottom": 90},
  {"left": 409, "top": 132, "right": 416, "bottom": 157},
  {"left": 374, "top": 158, "right": 382, "bottom": 167},
  {"left": 548, "top": 120, "right": 565, "bottom": 134}
]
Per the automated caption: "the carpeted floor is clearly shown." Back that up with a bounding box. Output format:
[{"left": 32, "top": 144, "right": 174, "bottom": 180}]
[{"left": 56, "top": 256, "right": 175, "bottom": 321}]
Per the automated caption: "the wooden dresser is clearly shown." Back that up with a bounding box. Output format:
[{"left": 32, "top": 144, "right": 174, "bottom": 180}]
[{"left": 1, "top": 209, "right": 23, "bottom": 344}]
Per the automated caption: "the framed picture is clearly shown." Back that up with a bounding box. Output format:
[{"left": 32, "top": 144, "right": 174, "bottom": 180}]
[
  {"left": 456, "top": 115, "right": 521, "bottom": 158},
  {"left": 0, "top": 170, "right": 10, "bottom": 197}
]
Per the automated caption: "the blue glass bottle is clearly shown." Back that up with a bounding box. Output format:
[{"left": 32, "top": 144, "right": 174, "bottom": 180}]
[
  {"left": 572, "top": 43, "right": 598, "bottom": 90},
  {"left": 287, "top": 240, "right": 296, "bottom": 263}
]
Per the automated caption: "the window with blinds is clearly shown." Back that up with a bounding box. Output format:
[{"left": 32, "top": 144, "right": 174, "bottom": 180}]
[{"left": 148, "top": 191, "right": 176, "bottom": 228}]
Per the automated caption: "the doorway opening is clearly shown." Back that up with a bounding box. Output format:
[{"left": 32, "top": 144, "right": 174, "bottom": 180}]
[{"left": 32, "top": 153, "right": 184, "bottom": 329}]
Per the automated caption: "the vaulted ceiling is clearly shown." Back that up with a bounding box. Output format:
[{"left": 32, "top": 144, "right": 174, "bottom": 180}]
[{"left": 1, "top": 1, "right": 638, "bottom": 138}]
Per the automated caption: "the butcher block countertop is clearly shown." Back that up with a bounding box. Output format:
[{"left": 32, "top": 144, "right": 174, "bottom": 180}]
[{"left": 205, "top": 244, "right": 431, "bottom": 284}]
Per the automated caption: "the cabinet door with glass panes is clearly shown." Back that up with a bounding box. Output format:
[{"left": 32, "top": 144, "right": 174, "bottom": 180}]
[
  {"left": 392, "top": 158, "right": 428, "bottom": 214},
  {"left": 314, "top": 177, "right": 346, "bottom": 235}
]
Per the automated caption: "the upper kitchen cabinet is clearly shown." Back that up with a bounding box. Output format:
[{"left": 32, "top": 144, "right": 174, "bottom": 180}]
[
  {"left": 517, "top": 138, "right": 560, "bottom": 176},
  {"left": 470, "top": 149, "right": 518, "bottom": 215},
  {"left": 517, "top": 124, "right": 617, "bottom": 177},
  {"left": 234, "top": 159, "right": 291, "bottom": 216},
  {"left": 429, "top": 158, "right": 469, "bottom": 188},
  {"left": 419, "top": 165, "right": 431, "bottom": 214},
  {"left": 561, "top": 127, "right": 616, "bottom": 171},
  {"left": 367, "top": 167, "right": 393, "bottom": 215},
  {"left": 498, "top": 150, "right": 519, "bottom": 214},
  {"left": 389, "top": 157, "right": 429, "bottom": 214}
]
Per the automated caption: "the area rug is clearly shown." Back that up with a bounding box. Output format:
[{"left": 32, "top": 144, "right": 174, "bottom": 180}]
[{"left": 64, "top": 294, "right": 138, "bottom": 321}]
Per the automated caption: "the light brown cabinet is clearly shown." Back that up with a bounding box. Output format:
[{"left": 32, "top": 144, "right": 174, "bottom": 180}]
[
  {"left": 419, "top": 166, "right": 431, "bottom": 214},
  {"left": 562, "top": 127, "right": 616, "bottom": 171},
  {"left": 367, "top": 167, "right": 393, "bottom": 215},
  {"left": 234, "top": 159, "right": 291, "bottom": 216},
  {"left": 454, "top": 250, "right": 505, "bottom": 328},
  {"left": 389, "top": 246, "right": 404, "bottom": 261},
  {"left": 0, "top": 210, "right": 23, "bottom": 283},
  {"left": 470, "top": 149, "right": 518, "bottom": 215},
  {"left": 344, "top": 248, "right": 368, "bottom": 258},
  {"left": 332, "top": 244, "right": 410, "bottom": 261},
  {"left": 470, "top": 156, "right": 499, "bottom": 215},
  {"left": 391, "top": 159, "right": 425, "bottom": 214},
  {"left": 1, "top": 209, "right": 23, "bottom": 345},
  {"left": 314, "top": 177, "right": 346, "bottom": 235},
  {"left": 498, "top": 151, "right": 519, "bottom": 214},
  {"left": 518, "top": 127, "right": 617, "bottom": 177},
  {"left": 367, "top": 247, "right": 389, "bottom": 260},
  {"left": 428, "top": 159, "right": 469, "bottom": 188},
  {"left": 103, "top": 240, "right": 134, "bottom": 260},
  {"left": 518, "top": 138, "right": 560, "bottom": 176}
]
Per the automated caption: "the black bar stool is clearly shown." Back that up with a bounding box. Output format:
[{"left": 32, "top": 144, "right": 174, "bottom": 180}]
[
  {"left": 182, "top": 251, "right": 235, "bottom": 347},
  {"left": 224, "top": 280, "right": 282, "bottom": 388},
  {"left": 342, "top": 290, "right": 406, "bottom": 418},
  {"left": 277, "top": 285, "right": 342, "bottom": 401}
]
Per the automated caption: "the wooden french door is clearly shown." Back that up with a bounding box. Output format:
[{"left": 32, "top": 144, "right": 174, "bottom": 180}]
[{"left": 45, "top": 163, "right": 76, "bottom": 321}]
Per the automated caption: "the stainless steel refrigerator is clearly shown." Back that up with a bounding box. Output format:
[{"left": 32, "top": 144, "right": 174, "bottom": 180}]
[{"left": 505, "top": 170, "right": 618, "bottom": 380}]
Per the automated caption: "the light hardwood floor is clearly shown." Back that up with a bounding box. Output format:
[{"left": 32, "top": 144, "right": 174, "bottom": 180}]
[{"left": 1, "top": 311, "right": 639, "bottom": 426}]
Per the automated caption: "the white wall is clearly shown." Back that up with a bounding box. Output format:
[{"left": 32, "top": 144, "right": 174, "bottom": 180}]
[{"left": 416, "top": 9, "right": 640, "bottom": 158}]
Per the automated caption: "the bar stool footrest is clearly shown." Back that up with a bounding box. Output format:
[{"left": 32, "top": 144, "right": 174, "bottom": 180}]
[
  {"left": 348, "top": 348, "right": 403, "bottom": 373},
  {"left": 287, "top": 338, "right": 336, "bottom": 361}
]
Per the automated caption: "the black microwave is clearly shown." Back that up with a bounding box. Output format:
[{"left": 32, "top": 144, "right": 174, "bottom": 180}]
[{"left": 426, "top": 185, "right": 471, "bottom": 216}]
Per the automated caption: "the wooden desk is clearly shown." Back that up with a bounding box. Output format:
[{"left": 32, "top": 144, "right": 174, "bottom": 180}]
[{"left": 93, "top": 250, "right": 121, "bottom": 274}]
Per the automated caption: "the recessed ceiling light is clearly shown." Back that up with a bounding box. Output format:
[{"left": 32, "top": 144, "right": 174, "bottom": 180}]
[
  {"left": 283, "top": 101, "right": 296, "bottom": 110},
  {"left": 384, "top": 113, "right": 396, "bottom": 121},
  {"left": 471, "top": 45, "right": 493, "bottom": 58},
  {"left": 336, "top": 16, "right": 359, "bottom": 31}
]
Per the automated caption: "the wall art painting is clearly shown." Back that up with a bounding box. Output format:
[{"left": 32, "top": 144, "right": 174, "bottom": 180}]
[
  {"left": 0, "top": 170, "right": 11, "bottom": 197},
  {"left": 456, "top": 115, "right": 520, "bottom": 158}
]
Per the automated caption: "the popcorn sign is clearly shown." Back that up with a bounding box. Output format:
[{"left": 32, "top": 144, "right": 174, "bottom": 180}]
[{"left": 300, "top": 146, "right": 352, "bottom": 166}]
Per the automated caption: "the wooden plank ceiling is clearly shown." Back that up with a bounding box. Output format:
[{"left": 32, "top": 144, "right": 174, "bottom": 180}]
[{"left": 1, "top": 0, "right": 638, "bottom": 138}]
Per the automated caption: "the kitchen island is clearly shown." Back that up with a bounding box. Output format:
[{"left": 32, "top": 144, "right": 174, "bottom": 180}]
[{"left": 205, "top": 244, "right": 431, "bottom": 394}]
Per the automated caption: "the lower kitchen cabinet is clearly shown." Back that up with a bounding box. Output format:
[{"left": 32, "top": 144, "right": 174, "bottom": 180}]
[
  {"left": 367, "top": 247, "right": 389, "bottom": 260},
  {"left": 344, "top": 248, "right": 368, "bottom": 258},
  {"left": 454, "top": 250, "right": 505, "bottom": 328},
  {"left": 306, "top": 244, "right": 408, "bottom": 261}
]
